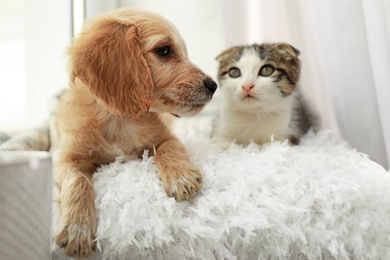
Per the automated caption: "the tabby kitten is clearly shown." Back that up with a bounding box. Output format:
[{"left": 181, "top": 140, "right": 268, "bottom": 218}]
[{"left": 212, "top": 42, "right": 319, "bottom": 149}]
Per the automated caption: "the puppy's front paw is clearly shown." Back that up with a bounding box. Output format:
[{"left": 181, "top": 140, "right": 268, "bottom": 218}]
[
  {"left": 164, "top": 164, "right": 202, "bottom": 201},
  {"left": 56, "top": 223, "right": 96, "bottom": 257}
]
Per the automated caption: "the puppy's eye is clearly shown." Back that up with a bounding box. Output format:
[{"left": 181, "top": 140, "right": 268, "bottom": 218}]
[
  {"left": 259, "top": 65, "right": 275, "bottom": 77},
  {"left": 155, "top": 45, "right": 171, "bottom": 56},
  {"left": 228, "top": 67, "right": 241, "bottom": 78}
]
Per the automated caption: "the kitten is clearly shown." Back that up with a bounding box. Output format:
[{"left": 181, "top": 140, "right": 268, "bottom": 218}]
[{"left": 212, "top": 42, "right": 319, "bottom": 149}]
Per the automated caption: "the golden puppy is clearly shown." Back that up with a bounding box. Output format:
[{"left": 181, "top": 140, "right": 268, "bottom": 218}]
[{"left": 54, "top": 8, "right": 217, "bottom": 257}]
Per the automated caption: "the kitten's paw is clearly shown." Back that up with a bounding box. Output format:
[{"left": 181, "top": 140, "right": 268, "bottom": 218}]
[
  {"left": 164, "top": 164, "right": 202, "bottom": 201},
  {"left": 213, "top": 136, "right": 232, "bottom": 150},
  {"left": 56, "top": 223, "right": 96, "bottom": 257}
]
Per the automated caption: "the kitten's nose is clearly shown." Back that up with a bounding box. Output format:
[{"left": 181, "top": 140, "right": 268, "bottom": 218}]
[
  {"left": 242, "top": 84, "right": 254, "bottom": 94},
  {"left": 204, "top": 78, "right": 218, "bottom": 94}
]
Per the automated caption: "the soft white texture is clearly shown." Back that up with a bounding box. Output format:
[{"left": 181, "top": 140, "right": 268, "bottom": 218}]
[{"left": 52, "top": 115, "right": 390, "bottom": 259}]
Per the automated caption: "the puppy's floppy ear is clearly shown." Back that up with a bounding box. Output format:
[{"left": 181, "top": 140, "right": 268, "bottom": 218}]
[{"left": 70, "top": 21, "right": 153, "bottom": 119}]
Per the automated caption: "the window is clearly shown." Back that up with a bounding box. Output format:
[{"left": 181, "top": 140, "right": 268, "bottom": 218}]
[{"left": 0, "top": 0, "right": 72, "bottom": 133}]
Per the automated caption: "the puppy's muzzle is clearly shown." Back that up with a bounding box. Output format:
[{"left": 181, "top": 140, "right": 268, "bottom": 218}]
[{"left": 203, "top": 78, "right": 218, "bottom": 94}]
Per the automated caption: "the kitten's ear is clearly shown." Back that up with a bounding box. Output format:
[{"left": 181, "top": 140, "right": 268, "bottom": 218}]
[
  {"left": 289, "top": 44, "right": 301, "bottom": 56},
  {"left": 276, "top": 43, "right": 300, "bottom": 56},
  {"left": 275, "top": 43, "right": 301, "bottom": 85},
  {"left": 215, "top": 46, "right": 241, "bottom": 62}
]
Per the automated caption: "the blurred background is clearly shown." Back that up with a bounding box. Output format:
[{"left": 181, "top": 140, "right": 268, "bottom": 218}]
[{"left": 0, "top": 0, "right": 389, "bottom": 169}]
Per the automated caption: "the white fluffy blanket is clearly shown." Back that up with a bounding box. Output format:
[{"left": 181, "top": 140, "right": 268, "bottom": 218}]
[{"left": 52, "top": 116, "right": 390, "bottom": 260}]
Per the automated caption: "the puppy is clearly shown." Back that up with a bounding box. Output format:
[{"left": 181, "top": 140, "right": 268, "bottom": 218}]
[{"left": 54, "top": 8, "right": 217, "bottom": 257}]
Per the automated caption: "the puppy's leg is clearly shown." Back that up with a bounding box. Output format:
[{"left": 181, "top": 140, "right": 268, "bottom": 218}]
[
  {"left": 55, "top": 156, "right": 97, "bottom": 257},
  {"left": 155, "top": 136, "right": 202, "bottom": 200}
]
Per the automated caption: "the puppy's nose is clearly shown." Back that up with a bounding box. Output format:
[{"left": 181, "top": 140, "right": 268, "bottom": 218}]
[{"left": 204, "top": 78, "right": 218, "bottom": 94}]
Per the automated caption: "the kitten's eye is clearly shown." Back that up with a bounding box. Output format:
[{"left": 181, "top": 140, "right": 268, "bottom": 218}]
[
  {"left": 259, "top": 65, "right": 275, "bottom": 77},
  {"left": 228, "top": 67, "right": 241, "bottom": 78},
  {"left": 155, "top": 45, "right": 171, "bottom": 56}
]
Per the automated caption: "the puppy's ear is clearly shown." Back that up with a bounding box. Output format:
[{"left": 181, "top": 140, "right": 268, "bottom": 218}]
[{"left": 70, "top": 21, "right": 153, "bottom": 119}]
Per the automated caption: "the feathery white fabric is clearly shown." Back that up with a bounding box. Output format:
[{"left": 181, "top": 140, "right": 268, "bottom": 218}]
[{"left": 52, "top": 116, "right": 390, "bottom": 259}]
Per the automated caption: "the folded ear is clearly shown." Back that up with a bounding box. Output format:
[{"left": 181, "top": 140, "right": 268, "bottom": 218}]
[
  {"left": 275, "top": 42, "right": 301, "bottom": 57},
  {"left": 272, "top": 42, "right": 301, "bottom": 84},
  {"left": 215, "top": 46, "right": 242, "bottom": 63},
  {"left": 70, "top": 21, "right": 154, "bottom": 119}
]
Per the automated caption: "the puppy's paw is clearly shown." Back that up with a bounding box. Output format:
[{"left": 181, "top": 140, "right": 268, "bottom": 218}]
[
  {"left": 56, "top": 223, "right": 96, "bottom": 258},
  {"left": 164, "top": 164, "right": 203, "bottom": 201}
]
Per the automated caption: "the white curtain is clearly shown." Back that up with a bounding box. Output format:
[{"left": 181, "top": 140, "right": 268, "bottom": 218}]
[
  {"left": 65, "top": 0, "right": 390, "bottom": 169},
  {"left": 306, "top": 0, "right": 390, "bottom": 170},
  {"left": 301, "top": 0, "right": 390, "bottom": 169}
]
